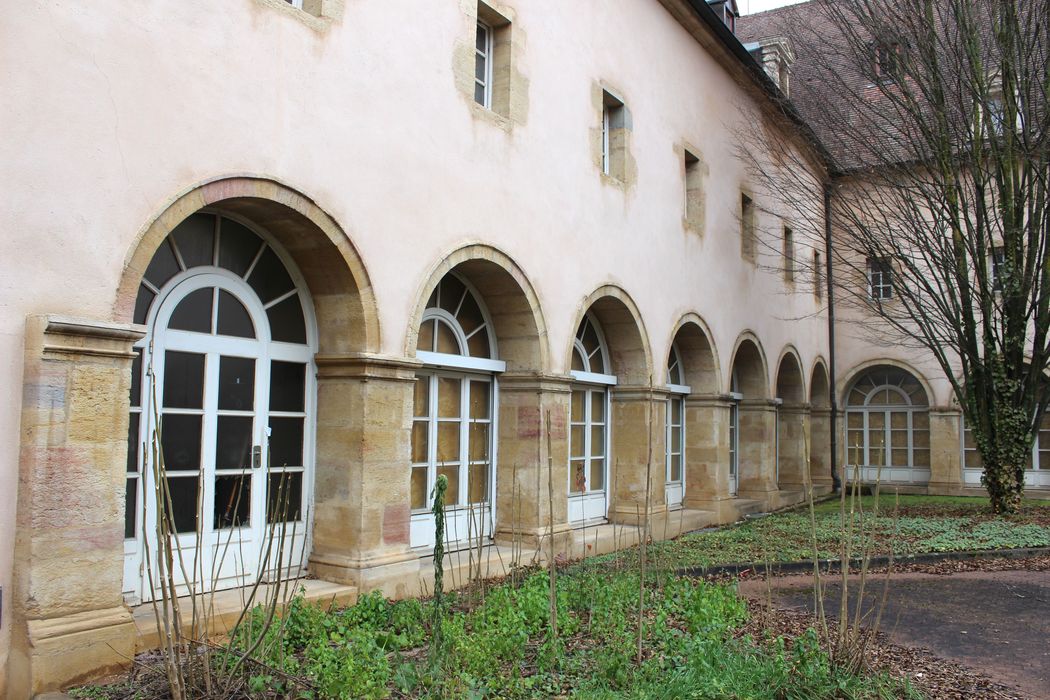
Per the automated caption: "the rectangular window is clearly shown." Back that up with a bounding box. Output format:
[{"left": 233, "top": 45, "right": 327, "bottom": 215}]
[
  {"left": 814, "top": 251, "right": 824, "bottom": 299},
  {"left": 285, "top": 0, "right": 303, "bottom": 7},
  {"left": 601, "top": 90, "right": 627, "bottom": 181},
  {"left": 683, "top": 148, "right": 703, "bottom": 230},
  {"left": 991, "top": 246, "right": 1005, "bottom": 291},
  {"left": 868, "top": 257, "right": 893, "bottom": 300},
  {"left": 740, "top": 193, "right": 756, "bottom": 260},
  {"left": 783, "top": 226, "right": 795, "bottom": 281},
  {"left": 474, "top": 20, "right": 493, "bottom": 108}
]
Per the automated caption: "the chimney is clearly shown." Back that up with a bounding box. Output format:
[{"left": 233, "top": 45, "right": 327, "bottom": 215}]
[{"left": 744, "top": 37, "right": 796, "bottom": 96}]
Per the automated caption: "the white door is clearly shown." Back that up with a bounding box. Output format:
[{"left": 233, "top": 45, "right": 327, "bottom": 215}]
[
  {"left": 665, "top": 395, "right": 684, "bottom": 508},
  {"left": 569, "top": 385, "right": 609, "bottom": 523}
]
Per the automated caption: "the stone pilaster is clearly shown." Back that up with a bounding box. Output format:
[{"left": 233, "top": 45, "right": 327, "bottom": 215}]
[
  {"left": 737, "top": 399, "right": 778, "bottom": 501},
  {"left": 493, "top": 373, "right": 573, "bottom": 554},
  {"left": 776, "top": 404, "right": 810, "bottom": 489},
  {"left": 681, "top": 395, "right": 732, "bottom": 511},
  {"left": 809, "top": 407, "right": 834, "bottom": 486},
  {"left": 928, "top": 407, "right": 962, "bottom": 492},
  {"left": 12, "top": 315, "right": 145, "bottom": 697},
  {"left": 607, "top": 386, "right": 668, "bottom": 526},
  {"left": 307, "top": 354, "right": 421, "bottom": 598}
]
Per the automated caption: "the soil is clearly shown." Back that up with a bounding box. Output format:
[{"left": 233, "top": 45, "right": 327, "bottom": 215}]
[{"left": 738, "top": 556, "right": 1050, "bottom": 699}]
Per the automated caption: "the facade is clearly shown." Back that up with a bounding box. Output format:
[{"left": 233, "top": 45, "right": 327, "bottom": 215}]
[{"left": 1, "top": 0, "right": 1035, "bottom": 695}]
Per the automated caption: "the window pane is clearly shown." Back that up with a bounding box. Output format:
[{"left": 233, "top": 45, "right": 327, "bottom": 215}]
[
  {"left": 476, "top": 22, "right": 488, "bottom": 52},
  {"left": 161, "top": 414, "right": 202, "bottom": 471},
  {"left": 474, "top": 82, "right": 486, "bottom": 104},
  {"left": 591, "top": 391, "right": 605, "bottom": 422},
  {"left": 166, "top": 476, "right": 200, "bottom": 534},
  {"left": 438, "top": 275, "right": 466, "bottom": 315},
  {"left": 437, "top": 422, "right": 461, "bottom": 462},
  {"left": 247, "top": 248, "right": 296, "bottom": 304},
  {"left": 418, "top": 320, "right": 435, "bottom": 353},
  {"left": 436, "top": 320, "right": 460, "bottom": 354},
  {"left": 438, "top": 377, "right": 461, "bottom": 418},
  {"left": 269, "top": 417, "right": 304, "bottom": 467},
  {"left": 571, "top": 347, "right": 586, "bottom": 372},
  {"left": 216, "top": 416, "right": 254, "bottom": 469},
  {"left": 130, "top": 350, "right": 142, "bottom": 408},
  {"left": 466, "top": 329, "right": 490, "bottom": 358},
  {"left": 469, "top": 381, "right": 490, "bottom": 419},
  {"left": 912, "top": 448, "right": 930, "bottom": 467},
  {"left": 469, "top": 423, "right": 489, "bottom": 461},
  {"left": 847, "top": 412, "right": 863, "bottom": 429},
  {"left": 570, "top": 425, "right": 585, "bottom": 458},
  {"left": 412, "top": 421, "right": 429, "bottom": 463},
  {"left": 571, "top": 390, "right": 584, "bottom": 422},
  {"left": 912, "top": 411, "right": 929, "bottom": 430},
  {"left": 218, "top": 219, "right": 262, "bottom": 277},
  {"left": 171, "top": 213, "right": 215, "bottom": 269},
  {"left": 868, "top": 412, "right": 885, "bottom": 430},
  {"left": 267, "top": 294, "right": 308, "bottom": 344},
  {"left": 438, "top": 466, "right": 460, "bottom": 506},
  {"left": 457, "top": 292, "right": 485, "bottom": 337},
  {"left": 590, "top": 425, "right": 605, "bottom": 457},
  {"left": 125, "top": 478, "right": 137, "bottom": 539},
  {"left": 890, "top": 430, "right": 908, "bottom": 448},
  {"left": 672, "top": 399, "right": 682, "bottom": 424},
  {"left": 468, "top": 463, "right": 488, "bottom": 503},
  {"left": 912, "top": 429, "right": 930, "bottom": 448},
  {"left": 163, "top": 351, "right": 205, "bottom": 409},
  {"left": 267, "top": 471, "right": 303, "bottom": 523},
  {"left": 670, "top": 453, "right": 682, "bottom": 482},
  {"left": 218, "top": 356, "right": 255, "bottom": 411},
  {"left": 127, "top": 413, "right": 140, "bottom": 473},
  {"left": 414, "top": 376, "right": 430, "bottom": 416},
  {"left": 589, "top": 458, "right": 605, "bottom": 491},
  {"left": 269, "top": 361, "right": 306, "bottom": 412},
  {"left": 570, "top": 461, "right": 586, "bottom": 494},
  {"left": 134, "top": 285, "right": 156, "bottom": 325},
  {"left": 168, "top": 287, "right": 213, "bottom": 334},
  {"left": 891, "top": 448, "right": 909, "bottom": 466},
  {"left": 671, "top": 426, "right": 682, "bottom": 452},
  {"left": 144, "top": 238, "right": 181, "bottom": 289},
  {"left": 411, "top": 467, "right": 428, "bottom": 510},
  {"left": 214, "top": 474, "right": 251, "bottom": 529},
  {"left": 217, "top": 290, "right": 256, "bottom": 339}
]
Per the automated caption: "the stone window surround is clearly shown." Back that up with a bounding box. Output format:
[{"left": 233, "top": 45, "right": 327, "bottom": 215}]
[{"left": 257, "top": 0, "right": 344, "bottom": 30}]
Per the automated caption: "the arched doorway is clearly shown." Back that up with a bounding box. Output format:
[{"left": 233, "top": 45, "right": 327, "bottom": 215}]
[
  {"left": 410, "top": 272, "right": 503, "bottom": 549},
  {"left": 569, "top": 312, "right": 614, "bottom": 523},
  {"left": 665, "top": 341, "right": 688, "bottom": 508},
  {"left": 845, "top": 365, "right": 930, "bottom": 484},
  {"left": 124, "top": 211, "right": 317, "bottom": 601}
]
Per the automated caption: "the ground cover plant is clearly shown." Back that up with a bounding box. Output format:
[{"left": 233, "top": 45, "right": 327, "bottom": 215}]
[
  {"left": 600, "top": 495, "right": 1050, "bottom": 571},
  {"left": 71, "top": 567, "right": 915, "bottom": 699}
]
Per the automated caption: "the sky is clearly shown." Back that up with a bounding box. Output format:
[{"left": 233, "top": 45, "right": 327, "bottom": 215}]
[{"left": 739, "top": 0, "right": 808, "bottom": 15}]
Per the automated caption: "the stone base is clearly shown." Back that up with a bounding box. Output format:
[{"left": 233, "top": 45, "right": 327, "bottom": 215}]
[{"left": 309, "top": 550, "right": 422, "bottom": 600}]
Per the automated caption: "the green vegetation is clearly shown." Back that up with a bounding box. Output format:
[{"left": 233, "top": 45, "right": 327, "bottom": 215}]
[
  {"left": 73, "top": 569, "right": 914, "bottom": 699},
  {"left": 597, "top": 495, "right": 1050, "bottom": 571}
]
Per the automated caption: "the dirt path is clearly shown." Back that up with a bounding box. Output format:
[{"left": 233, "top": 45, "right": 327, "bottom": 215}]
[{"left": 742, "top": 569, "right": 1050, "bottom": 698}]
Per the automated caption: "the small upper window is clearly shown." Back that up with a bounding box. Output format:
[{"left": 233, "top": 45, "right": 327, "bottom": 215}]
[
  {"left": 474, "top": 20, "right": 493, "bottom": 108},
  {"left": 683, "top": 147, "right": 704, "bottom": 231},
  {"left": 868, "top": 257, "right": 893, "bottom": 300},
  {"left": 783, "top": 226, "right": 795, "bottom": 282},
  {"left": 740, "top": 193, "right": 756, "bottom": 260},
  {"left": 601, "top": 90, "right": 628, "bottom": 181},
  {"left": 814, "top": 251, "right": 824, "bottom": 299},
  {"left": 874, "top": 41, "right": 904, "bottom": 81}
]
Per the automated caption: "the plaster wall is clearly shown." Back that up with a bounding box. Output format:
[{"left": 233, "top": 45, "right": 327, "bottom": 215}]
[{"left": 0, "top": 0, "right": 830, "bottom": 688}]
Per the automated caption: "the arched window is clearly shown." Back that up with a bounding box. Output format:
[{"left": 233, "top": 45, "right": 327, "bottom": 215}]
[
  {"left": 728, "top": 370, "right": 742, "bottom": 496},
  {"left": 845, "top": 366, "right": 930, "bottom": 483},
  {"left": 569, "top": 313, "right": 615, "bottom": 523},
  {"left": 666, "top": 342, "right": 689, "bottom": 509},
  {"left": 411, "top": 273, "right": 503, "bottom": 549},
  {"left": 125, "top": 212, "right": 316, "bottom": 602}
]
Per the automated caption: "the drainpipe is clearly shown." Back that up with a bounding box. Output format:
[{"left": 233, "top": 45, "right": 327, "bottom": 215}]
[{"left": 825, "top": 182, "right": 840, "bottom": 491}]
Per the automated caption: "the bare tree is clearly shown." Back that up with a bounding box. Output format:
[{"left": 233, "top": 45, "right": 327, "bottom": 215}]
[{"left": 740, "top": 0, "right": 1050, "bottom": 512}]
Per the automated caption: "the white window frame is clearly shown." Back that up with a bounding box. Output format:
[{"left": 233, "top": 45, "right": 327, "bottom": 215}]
[
  {"left": 868, "top": 257, "right": 893, "bottom": 300},
  {"left": 474, "top": 19, "right": 494, "bottom": 109},
  {"left": 665, "top": 342, "right": 690, "bottom": 508},
  {"left": 844, "top": 380, "right": 930, "bottom": 484},
  {"left": 961, "top": 415, "right": 1050, "bottom": 488},
  {"left": 568, "top": 312, "right": 615, "bottom": 523},
  {"left": 285, "top": 0, "right": 304, "bottom": 8}
]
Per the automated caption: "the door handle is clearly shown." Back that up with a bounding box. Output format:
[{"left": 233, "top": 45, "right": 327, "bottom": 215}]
[{"left": 252, "top": 445, "right": 262, "bottom": 469}]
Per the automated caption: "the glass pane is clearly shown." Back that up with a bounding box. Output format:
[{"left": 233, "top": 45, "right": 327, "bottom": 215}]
[
  {"left": 476, "top": 23, "right": 488, "bottom": 52},
  {"left": 438, "top": 466, "right": 460, "bottom": 506},
  {"left": 247, "top": 248, "right": 295, "bottom": 304},
  {"left": 469, "top": 381, "right": 490, "bottom": 419},
  {"left": 868, "top": 412, "right": 885, "bottom": 430},
  {"left": 267, "top": 471, "right": 303, "bottom": 523},
  {"left": 672, "top": 399, "right": 682, "bottom": 424},
  {"left": 966, "top": 448, "right": 983, "bottom": 469},
  {"left": 130, "top": 351, "right": 142, "bottom": 408},
  {"left": 218, "top": 219, "right": 262, "bottom": 277},
  {"left": 912, "top": 429, "right": 930, "bottom": 448},
  {"left": 469, "top": 423, "right": 489, "bottom": 461},
  {"left": 466, "top": 329, "right": 490, "bottom": 358},
  {"left": 670, "top": 453, "right": 682, "bottom": 482},
  {"left": 474, "top": 82, "right": 486, "bottom": 104},
  {"left": 144, "top": 238, "right": 181, "bottom": 289},
  {"left": 438, "top": 377, "right": 461, "bottom": 418},
  {"left": 890, "top": 429, "right": 908, "bottom": 448},
  {"left": 411, "top": 467, "right": 428, "bottom": 509},
  {"left": 161, "top": 414, "right": 202, "bottom": 471},
  {"left": 1040, "top": 430, "right": 1050, "bottom": 450},
  {"left": 418, "top": 319, "right": 435, "bottom": 353},
  {"left": 847, "top": 447, "right": 863, "bottom": 465},
  {"left": 581, "top": 321, "right": 600, "bottom": 358},
  {"left": 217, "top": 290, "right": 256, "bottom": 338},
  {"left": 437, "top": 422, "right": 461, "bottom": 462},
  {"left": 269, "top": 417, "right": 304, "bottom": 467},
  {"left": 171, "top": 213, "right": 215, "bottom": 269},
  {"left": 869, "top": 427, "right": 886, "bottom": 447},
  {"left": 218, "top": 356, "right": 255, "bottom": 411},
  {"left": 891, "top": 448, "right": 909, "bottom": 466},
  {"left": 166, "top": 476, "right": 200, "bottom": 534},
  {"left": 963, "top": 428, "right": 977, "bottom": 449},
  {"left": 267, "top": 294, "right": 307, "bottom": 344},
  {"left": 468, "top": 463, "right": 489, "bottom": 503},
  {"left": 571, "top": 390, "right": 584, "bottom": 422},
  {"left": 591, "top": 391, "right": 605, "bottom": 422},
  {"left": 890, "top": 411, "right": 908, "bottom": 429},
  {"left": 127, "top": 413, "right": 140, "bottom": 473},
  {"left": 436, "top": 321, "right": 460, "bottom": 354},
  {"left": 438, "top": 275, "right": 466, "bottom": 315},
  {"left": 414, "top": 376, "right": 430, "bottom": 416},
  {"left": 125, "top": 478, "right": 137, "bottom": 539},
  {"left": 869, "top": 447, "right": 885, "bottom": 466},
  {"left": 216, "top": 416, "right": 253, "bottom": 469},
  {"left": 457, "top": 292, "right": 484, "bottom": 337},
  {"left": 163, "top": 351, "right": 205, "bottom": 409},
  {"left": 571, "top": 347, "right": 585, "bottom": 372},
  {"left": 589, "top": 458, "right": 605, "bottom": 490},
  {"left": 590, "top": 425, "right": 605, "bottom": 457},
  {"left": 214, "top": 474, "right": 251, "bottom": 529},
  {"left": 912, "top": 448, "right": 930, "bottom": 467},
  {"left": 168, "top": 287, "right": 213, "bottom": 334},
  {"left": 134, "top": 285, "right": 156, "bottom": 325},
  {"left": 847, "top": 412, "right": 863, "bottom": 429},
  {"left": 671, "top": 426, "right": 682, "bottom": 451},
  {"left": 412, "top": 421, "right": 429, "bottom": 463},
  {"left": 570, "top": 461, "right": 586, "bottom": 494},
  {"left": 270, "top": 361, "right": 306, "bottom": 412},
  {"left": 570, "top": 425, "right": 585, "bottom": 458}
]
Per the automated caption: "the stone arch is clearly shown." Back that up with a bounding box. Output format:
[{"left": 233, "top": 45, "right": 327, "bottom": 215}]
[
  {"left": 808, "top": 358, "right": 833, "bottom": 485},
  {"left": 728, "top": 332, "right": 769, "bottom": 399},
  {"left": 839, "top": 358, "right": 935, "bottom": 408},
  {"left": 116, "top": 176, "right": 379, "bottom": 355},
  {"left": 667, "top": 313, "right": 720, "bottom": 394},
  {"left": 809, "top": 358, "right": 831, "bottom": 408},
  {"left": 774, "top": 347, "right": 806, "bottom": 406},
  {"left": 569, "top": 286, "right": 652, "bottom": 385},
  {"left": 406, "top": 244, "right": 549, "bottom": 373}
]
